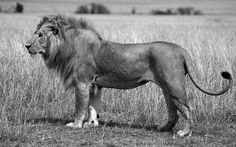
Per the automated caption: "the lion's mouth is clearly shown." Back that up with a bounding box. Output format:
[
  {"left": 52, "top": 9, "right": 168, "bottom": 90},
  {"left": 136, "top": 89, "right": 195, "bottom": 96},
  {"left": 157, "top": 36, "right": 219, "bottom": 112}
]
[
  {"left": 38, "top": 50, "right": 46, "bottom": 54},
  {"left": 28, "top": 50, "right": 37, "bottom": 55}
]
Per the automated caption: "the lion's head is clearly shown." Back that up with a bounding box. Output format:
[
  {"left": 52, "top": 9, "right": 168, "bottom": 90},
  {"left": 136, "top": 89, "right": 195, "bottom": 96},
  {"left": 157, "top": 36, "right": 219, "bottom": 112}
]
[
  {"left": 25, "top": 14, "right": 73, "bottom": 59},
  {"left": 25, "top": 14, "right": 102, "bottom": 89}
]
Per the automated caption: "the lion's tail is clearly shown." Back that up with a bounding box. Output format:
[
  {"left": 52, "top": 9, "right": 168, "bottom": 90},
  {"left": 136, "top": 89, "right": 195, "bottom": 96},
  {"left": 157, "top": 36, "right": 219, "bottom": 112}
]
[{"left": 182, "top": 52, "right": 233, "bottom": 96}]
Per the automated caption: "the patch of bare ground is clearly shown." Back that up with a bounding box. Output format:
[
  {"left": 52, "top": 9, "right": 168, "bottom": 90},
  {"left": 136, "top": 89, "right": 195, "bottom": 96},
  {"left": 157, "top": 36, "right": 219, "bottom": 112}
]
[{"left": 1, "top": 118, "right": 235, "bottom": 147}]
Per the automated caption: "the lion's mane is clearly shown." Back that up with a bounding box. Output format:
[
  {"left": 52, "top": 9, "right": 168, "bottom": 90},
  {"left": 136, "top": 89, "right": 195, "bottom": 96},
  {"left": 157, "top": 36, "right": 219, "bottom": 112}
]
[{"left": 36, "top": 14, "right": 102, "bottom": 89}]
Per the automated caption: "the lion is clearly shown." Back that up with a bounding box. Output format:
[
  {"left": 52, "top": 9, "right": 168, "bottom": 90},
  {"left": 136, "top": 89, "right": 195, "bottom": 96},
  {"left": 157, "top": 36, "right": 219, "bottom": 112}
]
[{"left": 25, "top": 14, "right": 233, "bottom": 137}]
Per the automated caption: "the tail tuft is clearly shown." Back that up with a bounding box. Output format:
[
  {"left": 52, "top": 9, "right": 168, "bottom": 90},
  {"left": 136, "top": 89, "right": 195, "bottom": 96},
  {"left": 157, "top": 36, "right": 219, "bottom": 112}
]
[{"left": 221, "top": 71, "right": 231, "bottom": 79}]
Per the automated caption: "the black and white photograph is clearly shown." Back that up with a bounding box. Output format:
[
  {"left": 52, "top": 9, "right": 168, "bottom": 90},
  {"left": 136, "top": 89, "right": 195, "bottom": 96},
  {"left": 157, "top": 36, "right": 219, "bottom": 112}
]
[{"left": 0, "top": 0, "right": 236, "bottom": 146}]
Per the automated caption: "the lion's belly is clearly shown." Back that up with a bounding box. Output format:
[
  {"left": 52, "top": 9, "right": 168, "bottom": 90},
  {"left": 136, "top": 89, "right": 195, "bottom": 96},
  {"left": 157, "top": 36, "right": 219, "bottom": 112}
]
[{"left": 95, "top": 76, "right": 149, "bottom": 89}]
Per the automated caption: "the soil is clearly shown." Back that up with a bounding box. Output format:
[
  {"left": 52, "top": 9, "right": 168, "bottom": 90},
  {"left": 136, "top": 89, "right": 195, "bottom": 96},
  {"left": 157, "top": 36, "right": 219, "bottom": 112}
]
[{"left": 1, "top": 118, "right": 236, "bottom": 147}]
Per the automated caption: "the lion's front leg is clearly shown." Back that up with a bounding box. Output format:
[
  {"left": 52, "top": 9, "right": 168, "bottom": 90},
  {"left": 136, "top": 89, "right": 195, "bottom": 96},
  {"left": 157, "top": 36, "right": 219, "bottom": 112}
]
[
  {"left": 66, "top": 82, "right": 90, "bottom": 128},
  {"left": 84, "top": 85, "right": 102, "bottom": 128}
]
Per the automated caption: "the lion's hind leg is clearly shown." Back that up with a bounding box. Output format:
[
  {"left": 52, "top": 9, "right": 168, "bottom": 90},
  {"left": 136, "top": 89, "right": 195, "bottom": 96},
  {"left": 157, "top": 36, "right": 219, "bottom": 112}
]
[
  {"left": 175, "top": 101, "right": 193, "bottom": 137},
  {"left": 160, "top": 78, "right": 192, "bottom": 137},
  {"left": 167, "top": 86, "right": 192, "bottom": 137},
  {"left": 160, "top": 91, "right": 179, "bottom": 132}
]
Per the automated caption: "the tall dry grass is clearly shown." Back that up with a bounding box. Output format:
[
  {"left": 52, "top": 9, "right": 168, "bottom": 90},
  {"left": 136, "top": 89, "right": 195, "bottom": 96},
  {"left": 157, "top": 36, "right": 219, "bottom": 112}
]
[{"left": 0, "top": 14, "right": 236, "bottom": 141}]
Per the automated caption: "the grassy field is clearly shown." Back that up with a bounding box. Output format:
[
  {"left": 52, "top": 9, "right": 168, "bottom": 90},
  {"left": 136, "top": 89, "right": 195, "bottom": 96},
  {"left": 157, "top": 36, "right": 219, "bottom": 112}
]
[{"left": 0, "top": 14, "right": 236, "bottom": 146}]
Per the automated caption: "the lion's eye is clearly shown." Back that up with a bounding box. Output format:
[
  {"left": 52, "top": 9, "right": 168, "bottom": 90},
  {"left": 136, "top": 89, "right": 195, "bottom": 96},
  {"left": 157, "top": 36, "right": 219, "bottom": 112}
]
[{"left": 37, "top": 33, "right": 43, "bottom": 38}]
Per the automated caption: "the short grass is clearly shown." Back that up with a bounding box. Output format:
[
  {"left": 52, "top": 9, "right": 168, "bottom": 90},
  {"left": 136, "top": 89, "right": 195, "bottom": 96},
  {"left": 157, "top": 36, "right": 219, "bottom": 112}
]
[{"left": 0, "top": 14, "right": 236, "bottom": 146}]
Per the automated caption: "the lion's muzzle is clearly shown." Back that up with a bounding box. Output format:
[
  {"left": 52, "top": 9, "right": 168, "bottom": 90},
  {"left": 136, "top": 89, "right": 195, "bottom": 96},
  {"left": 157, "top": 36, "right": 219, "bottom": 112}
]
[
  {"left": 25, "top": 43, "right": 31, "bottom": 50},
  {"left": 25, "top": 43, "right": 36, "bottom": 55}
]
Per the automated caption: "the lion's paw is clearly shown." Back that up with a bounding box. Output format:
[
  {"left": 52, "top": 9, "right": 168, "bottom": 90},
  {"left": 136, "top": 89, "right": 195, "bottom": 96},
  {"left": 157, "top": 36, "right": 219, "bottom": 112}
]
[
  {"left": 177, "top": 130, "right": 192, "bottom": 137},
  {"left": 83, "top": 120, "right": 99, "bottom": 128},
  {"left": 66, "top": 122, "right": 83, "bottom": 128}
]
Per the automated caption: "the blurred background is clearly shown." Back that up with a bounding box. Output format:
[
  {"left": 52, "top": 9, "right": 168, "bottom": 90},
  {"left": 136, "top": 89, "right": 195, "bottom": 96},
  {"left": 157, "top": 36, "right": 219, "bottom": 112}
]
[{"left": 0, "top": 0, "right": 236, "bottom": 15}]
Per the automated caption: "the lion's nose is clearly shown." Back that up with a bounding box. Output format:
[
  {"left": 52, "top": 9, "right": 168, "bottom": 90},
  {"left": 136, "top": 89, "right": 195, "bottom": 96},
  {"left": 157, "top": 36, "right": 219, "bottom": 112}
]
[{"left": 25, "top": 43, "right": 32, "bottom": 49}]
